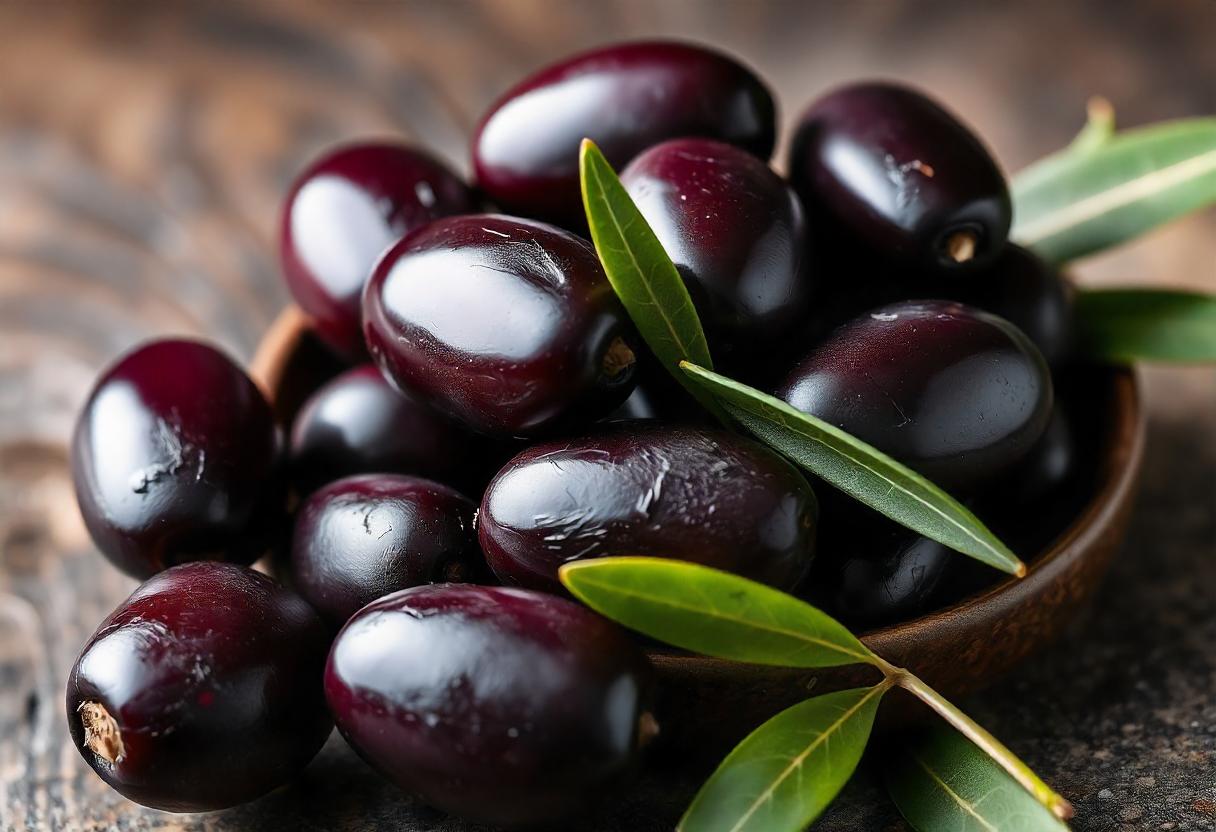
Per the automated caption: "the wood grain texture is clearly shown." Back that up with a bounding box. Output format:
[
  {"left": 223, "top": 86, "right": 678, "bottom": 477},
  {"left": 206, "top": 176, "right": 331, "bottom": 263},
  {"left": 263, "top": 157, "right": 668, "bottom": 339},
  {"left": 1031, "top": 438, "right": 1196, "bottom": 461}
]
[{"left": 0, "top": 2, "right": 1212, "bottom": 830}]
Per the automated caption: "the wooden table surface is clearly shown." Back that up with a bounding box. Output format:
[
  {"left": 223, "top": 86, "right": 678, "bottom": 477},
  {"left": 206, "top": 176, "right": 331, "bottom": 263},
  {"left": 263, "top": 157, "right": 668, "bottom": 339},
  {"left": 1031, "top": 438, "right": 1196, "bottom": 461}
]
[{"left": 1, "top": 2, "right": 1213, "bottom": 830}]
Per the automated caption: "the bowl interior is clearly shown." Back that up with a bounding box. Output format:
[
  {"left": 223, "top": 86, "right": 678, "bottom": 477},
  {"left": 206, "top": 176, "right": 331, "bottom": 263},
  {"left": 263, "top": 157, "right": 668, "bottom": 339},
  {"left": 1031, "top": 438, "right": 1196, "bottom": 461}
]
[{"left": 252, "top": 308, "right": 1144, "bottom": 663}]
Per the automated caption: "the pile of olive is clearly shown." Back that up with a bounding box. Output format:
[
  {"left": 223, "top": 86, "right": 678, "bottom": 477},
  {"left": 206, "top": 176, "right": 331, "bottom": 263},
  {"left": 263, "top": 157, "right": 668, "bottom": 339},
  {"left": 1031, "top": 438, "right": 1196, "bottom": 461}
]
[{"left": 67, "top": 40, "right": 1075, "bottom": 825}]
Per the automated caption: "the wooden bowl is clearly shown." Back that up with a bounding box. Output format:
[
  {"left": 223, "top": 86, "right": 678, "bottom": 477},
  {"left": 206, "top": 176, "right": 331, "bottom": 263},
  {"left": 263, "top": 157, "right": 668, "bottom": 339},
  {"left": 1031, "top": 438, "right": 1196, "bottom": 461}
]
[{"left": 252, "top": 305, "right": 1145, "bottom": 758}]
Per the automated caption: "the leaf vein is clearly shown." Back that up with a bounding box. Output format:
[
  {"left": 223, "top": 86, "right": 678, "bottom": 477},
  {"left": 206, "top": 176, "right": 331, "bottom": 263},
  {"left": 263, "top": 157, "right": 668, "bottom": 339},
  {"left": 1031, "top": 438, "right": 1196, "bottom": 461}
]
[
  {"left": 571, "top": 575, "right": 871, "bottom": 664},
  {"left": 591, "top": 169, "right": 698, "bottom": 362},
  {"left": 911, "top": 750, "right": 1000, "bottom": 832},
  {"left": 1016, "top": 146, "right": 1216, "bottom": 244},
  {"left": 725, "top": 402, "right": 1002, "bottom": 560},
  {"left": 725, "top": 685, "right": 888, "bottom": 832}
]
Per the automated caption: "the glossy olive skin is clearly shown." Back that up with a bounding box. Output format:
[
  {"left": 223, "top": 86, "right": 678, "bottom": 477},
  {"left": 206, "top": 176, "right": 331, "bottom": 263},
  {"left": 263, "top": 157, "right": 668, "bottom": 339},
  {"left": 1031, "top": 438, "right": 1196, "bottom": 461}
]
[
  {"left": 473, "top": 40, "right": 776, "bottom": 228},
  {"left": 479, "top": 423, "right": 818, "bottom": 593},
  {"left": 281, "top": 142, "right": 475, "bottom": 355},
  {"left": 985, "top": 407, "right": 1076, "bottom": 509},
  {"left": 621, "top": 138, "right": 810, "bottom": 359},
  {"left": 808, "top": 494, "right": 954, "bottom": 628},
  {"left": 604, "top": 382, "right": 666, "bottom": 421},
  {"left": 777, "top": 244, "right": 1076, "bottom": 381},
  {"left": 71, "top": 339, "right": 283, "bottom": 579},
  {"left": 765, "top": 238, "right": 905, "bottom": 384},
  {"left": 66, "top": 563, "right": 332, "bottom": 812},
  {"left": 289, "top": 365, "right": 491, "bottom": 495},
  {"left": 325, "top": 584, "right": 654, "bottom": 827},
  {"left": 788, "top": 82, "right": 1010, "bottom": 270},
  {"left": 363, "top": 215, "right": 640, "bottom": 437},
  {"left": 778, "top": 301, "right": 1053, "bottom": 493},
  {"left": 601, "top": 353, "right": 714, "bottom": 425},
  {"left": 954, "top": 245, "right": 1076, "bottom": 366},
  {"left": 290, "top": 474, "right": 483, "bottom": 627}
]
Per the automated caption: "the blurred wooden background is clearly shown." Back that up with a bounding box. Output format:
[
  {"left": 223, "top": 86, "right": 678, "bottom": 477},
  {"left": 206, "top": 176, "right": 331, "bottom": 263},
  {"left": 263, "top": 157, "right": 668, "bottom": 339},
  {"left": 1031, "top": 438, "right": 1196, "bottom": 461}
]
[{"left": 0, "top": 2, "right": 1213, "bottom": 830}]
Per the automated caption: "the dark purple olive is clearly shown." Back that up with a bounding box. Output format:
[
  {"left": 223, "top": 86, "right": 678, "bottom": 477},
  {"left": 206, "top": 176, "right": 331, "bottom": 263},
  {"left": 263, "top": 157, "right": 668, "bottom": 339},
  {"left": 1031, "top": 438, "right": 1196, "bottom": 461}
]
[
  {"left": 601, "top": 355, "right": 713, "bottom": 425},
  {"left": 363, "top": 214, "right": 640, "bottom": 437},
  {"left": 281, "top": 142, "right": 475, "bottom": 356},
  {"left": 289, "top": 364, "right": 493, "bottom": 495},
  {"left": 777, "top": 301, "right": 1052, "bottom": 493},
  {"left": 479, "top": 423, "right": 817, "bottom": 593},
  {"left": 621, "top": 138, "right": 810, "bottom": 359},
  {"left": 953, "top": 245, "right": 1076, "bottom": 366},
  {"left": 788, "top": 82, "right": 1010, "bottom": 271},
  {"left": 71, "top": 339, "right": 283, "bottom": 579},
  {"left": 984, "top": 407, "right": 1076, "bottom": 509},
  {"left": 66, "top": 563, "right": 332, "bottom": 812},
  {"left": 603, "top": 382, "right": 666, "bottom": 421},
  {"left": 807, "top": 493, "right": 954, "bottom": 628},
  {"left": 290, "top": 474, "right": 483, "bottom": 627},
  {"left": 325, "top": 584, "right": 655, "bottom": 827},
  {"left": 764, "top": 244, "right": 906, "bottom": 387},
  {"left": 777, "top": 245, "right": 1076, "bottom": 384},
  {"left": 473, "top": 40, "right": 775, "bottom": 228},
  {"left": 967, "top": 405, "right": 1080, "bottom": 573},
  {"left": 601, "top": 378, "right": 709, "bottom": 424}
]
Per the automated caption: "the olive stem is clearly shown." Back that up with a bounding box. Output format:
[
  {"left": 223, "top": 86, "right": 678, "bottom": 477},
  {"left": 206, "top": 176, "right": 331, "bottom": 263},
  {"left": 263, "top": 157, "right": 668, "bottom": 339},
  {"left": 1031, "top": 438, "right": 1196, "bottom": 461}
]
[
  {"left": 1086, "top": 96, "right": 1115, "bottom": 131},
  {"left": 869, "top": 655, "right": 1075, "bottom": 821},
  {"left": 1068, "top": 96, "right": 1116, "bottom": 155},
  {"left": 944, "top": 230, "right": 978, "bottom": 264},
  {"left": 79, "top": 700, "right": 124, "bottom": 764},
  {"left": 602, "top": 337, "right": 637, "bottom": 379}
]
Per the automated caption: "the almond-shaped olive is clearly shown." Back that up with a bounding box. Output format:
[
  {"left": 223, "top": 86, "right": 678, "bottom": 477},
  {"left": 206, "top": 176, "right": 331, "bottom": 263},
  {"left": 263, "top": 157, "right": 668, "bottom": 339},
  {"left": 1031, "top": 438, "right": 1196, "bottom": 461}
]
[
  {"left": 473, "top": 40, "right": 775, "bottom": 228},
  {"left": 953, "top": 244, "right": 1076, "bottom": 366},
  {"left": 777, "top": 300, "right": 1052, "bottom": 493},
  {"left": 982, "top": 406, "right": 1077, "bottom": 510},
  {"left": 280, "top": 142, "right": 475, "bottom": 356},
  {"left": 776, "top": 243, "right": 1076, "bottom": 377},
  {"left": 621, "top": 138, "right": 810, "bottom": 361},
  {"left": 71, "top": 339, "right": 283, "bottom": 579},
  {"left": 325, "top": 584, "right": 655, "bottom": 827},
  {"left": 362, "top": 215, "right": 639, "bottom": 437},
  {"left": 290, "top": 474, "right": 483, "bottom": 627},
  {"left": 806, "top": 491, "right": 954, "bottom": 629},
  {"left": 788, "top": 82, "right": 1010, "bottom": 271},
  {"left": 66, "top": 563, "right": 332, "bottom": 811},
  {"left": 288, "top": 364, "right": 497, "bottom": 495},
  {"left": 478, "top": 423, "right": 817, "bottom": 593}
]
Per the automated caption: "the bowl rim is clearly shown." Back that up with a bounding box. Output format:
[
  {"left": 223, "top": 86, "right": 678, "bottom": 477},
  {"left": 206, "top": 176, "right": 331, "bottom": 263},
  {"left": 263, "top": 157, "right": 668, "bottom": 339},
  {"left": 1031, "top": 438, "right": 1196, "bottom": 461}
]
[{"left": 251, "top": 304, "right": 1146, "bottom": 670}]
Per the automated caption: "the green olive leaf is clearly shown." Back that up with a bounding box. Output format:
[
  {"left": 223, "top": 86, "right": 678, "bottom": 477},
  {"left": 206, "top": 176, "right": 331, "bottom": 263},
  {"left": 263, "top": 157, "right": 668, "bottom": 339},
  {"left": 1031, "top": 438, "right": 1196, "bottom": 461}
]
[
  {"left": 1077, "top": 288, "right": 1216, "bottom": 364},
  {"left": 678, "top": 362, "right": 1025, "bottom": 576},
  {"left": 1013, "top": 117, "right": 1216, "bottom": 263},
  {"left": 679, "top": 684, "right": 891, "bottom": 832},
  {"left": 579, "top": 139, "right": 728, "bottom": 423},
  {"left": 884, "top": 727, "right": 1072, "bottom": 832},
  {"left": 559, "top": 557, "right": 875, "bottom": 668}
]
